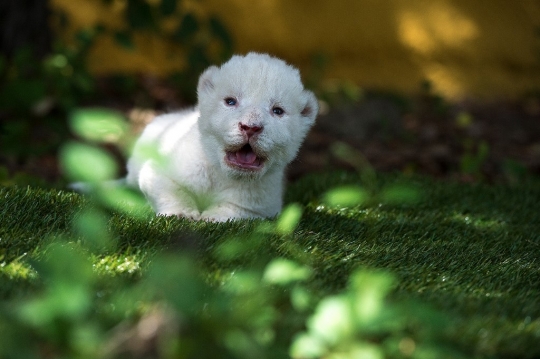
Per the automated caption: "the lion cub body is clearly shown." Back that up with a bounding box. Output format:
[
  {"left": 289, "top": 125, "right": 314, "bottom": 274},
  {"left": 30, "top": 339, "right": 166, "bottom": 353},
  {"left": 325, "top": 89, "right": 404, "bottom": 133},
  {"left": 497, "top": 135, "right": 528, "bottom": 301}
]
[{"left": 126, "top": 53, "right": 317, "bottom": 221}]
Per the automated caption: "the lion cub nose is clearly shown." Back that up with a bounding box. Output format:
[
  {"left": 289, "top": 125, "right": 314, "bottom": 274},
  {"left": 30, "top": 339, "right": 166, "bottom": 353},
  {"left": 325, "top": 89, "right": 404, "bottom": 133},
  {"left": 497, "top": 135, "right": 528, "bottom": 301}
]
[{"left": 239, "top": 122, "right": 263, "bottom": 138}]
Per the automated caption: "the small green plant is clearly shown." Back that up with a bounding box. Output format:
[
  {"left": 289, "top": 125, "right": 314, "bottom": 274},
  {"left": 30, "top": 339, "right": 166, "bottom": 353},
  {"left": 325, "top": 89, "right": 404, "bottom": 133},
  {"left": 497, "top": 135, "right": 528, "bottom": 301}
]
[
  {"left": 0, "top": 0, "right": 234, "bottom": 171},
  {"left": 304, "top": 52, "right": 363, "bottom": 110},
  {"left": 453, "top": 111, "right": 492, "bottom": 181},
  {"left": 0, "top": 30, "right": 97, "bottom": 158},
  {"left": 418, "top": 80, "right": 451, "bottom": 116},
  {"left": 502, "top": 158, "right": 529, "bottom": 184},
  {"left": 103, "top": 0, "right": 234, "bottom": 102},
  {"left": 324, "top": 142, "right": 422, "bottom": 208},
  {"left": 460, "top": 139, "right": 490, "bottom": 180}
]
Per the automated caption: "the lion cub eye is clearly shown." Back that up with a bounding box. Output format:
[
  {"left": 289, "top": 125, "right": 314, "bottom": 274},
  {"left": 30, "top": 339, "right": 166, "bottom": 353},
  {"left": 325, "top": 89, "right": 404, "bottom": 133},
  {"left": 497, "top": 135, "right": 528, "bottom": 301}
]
[
  {"left": 224, "top": 97, "right": 237, "bottom": 107},
  {"left": 272, "top": 106, "right": 285, "bottom": 116}
]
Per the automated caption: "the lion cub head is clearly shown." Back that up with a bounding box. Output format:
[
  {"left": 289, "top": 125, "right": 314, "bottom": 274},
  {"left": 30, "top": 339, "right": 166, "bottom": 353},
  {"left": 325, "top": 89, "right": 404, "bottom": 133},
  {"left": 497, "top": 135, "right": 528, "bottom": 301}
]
[{"left": 196, "top": 53, "right": 318, "bottom": 179}]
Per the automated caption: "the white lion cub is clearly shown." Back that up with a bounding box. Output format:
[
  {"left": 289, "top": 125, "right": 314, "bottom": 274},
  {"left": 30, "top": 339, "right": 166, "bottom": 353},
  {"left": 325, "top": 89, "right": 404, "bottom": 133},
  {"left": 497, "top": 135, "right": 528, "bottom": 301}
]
[{"left": 126, "top": 53, "right": 318, "bottom": 221}]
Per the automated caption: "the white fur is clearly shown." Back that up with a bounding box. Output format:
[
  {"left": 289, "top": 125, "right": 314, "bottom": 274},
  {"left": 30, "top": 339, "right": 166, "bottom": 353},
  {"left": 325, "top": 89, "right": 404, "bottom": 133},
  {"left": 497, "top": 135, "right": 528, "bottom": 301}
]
[{"left": 126, "top": 53, "right": 318, "bottom": 221}]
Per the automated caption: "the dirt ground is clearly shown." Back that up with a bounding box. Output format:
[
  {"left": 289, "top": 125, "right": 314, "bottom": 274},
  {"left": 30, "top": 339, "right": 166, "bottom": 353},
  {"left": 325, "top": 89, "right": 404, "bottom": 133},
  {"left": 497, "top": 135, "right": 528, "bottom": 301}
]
[
  {"left": 1, "top": 82, "right": 540, "bottom": 186},
  {"left": 291, "top": 93, "right": 540, "bottom": 183}
]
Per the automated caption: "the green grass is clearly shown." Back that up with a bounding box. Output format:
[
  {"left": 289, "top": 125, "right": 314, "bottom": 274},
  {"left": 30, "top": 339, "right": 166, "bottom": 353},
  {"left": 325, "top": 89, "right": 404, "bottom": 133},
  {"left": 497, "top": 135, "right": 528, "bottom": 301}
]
[
  {"left": 288, "top": 173, "right": 540, "bottom": 357},
  {"left": 1, "top": 172, "right": 539, "bottom": 358}
]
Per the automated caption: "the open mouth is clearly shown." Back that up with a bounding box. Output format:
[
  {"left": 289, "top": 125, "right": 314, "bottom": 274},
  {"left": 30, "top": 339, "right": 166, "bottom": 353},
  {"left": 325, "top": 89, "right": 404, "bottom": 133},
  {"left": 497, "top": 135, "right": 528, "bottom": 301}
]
[{"left": 225, "top": 144, "right": 265, "bottom": 171}]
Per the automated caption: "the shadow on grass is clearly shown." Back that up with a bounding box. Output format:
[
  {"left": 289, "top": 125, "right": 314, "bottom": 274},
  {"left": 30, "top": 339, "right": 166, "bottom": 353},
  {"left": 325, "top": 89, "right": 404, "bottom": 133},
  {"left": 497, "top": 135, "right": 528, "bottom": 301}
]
[{"left": 284, "top": 172, "right": 540, "bottom": 357}]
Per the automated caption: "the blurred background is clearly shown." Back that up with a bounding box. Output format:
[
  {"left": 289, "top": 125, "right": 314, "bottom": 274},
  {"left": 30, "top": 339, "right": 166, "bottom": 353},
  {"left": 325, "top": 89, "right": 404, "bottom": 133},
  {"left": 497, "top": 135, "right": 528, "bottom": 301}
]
[{"left": 1, "top": 0, "right": 540, "bottom": 185}]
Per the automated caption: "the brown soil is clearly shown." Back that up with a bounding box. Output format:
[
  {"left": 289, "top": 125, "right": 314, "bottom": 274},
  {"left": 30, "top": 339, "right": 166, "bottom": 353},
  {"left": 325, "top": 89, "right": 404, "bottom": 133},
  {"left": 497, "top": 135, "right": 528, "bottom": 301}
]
[
  {"left": 2, "top": 83, "right": 539, "bottom": 186},
  {"left": 291, "top": 94, "right": 540, "bottom": 183}
]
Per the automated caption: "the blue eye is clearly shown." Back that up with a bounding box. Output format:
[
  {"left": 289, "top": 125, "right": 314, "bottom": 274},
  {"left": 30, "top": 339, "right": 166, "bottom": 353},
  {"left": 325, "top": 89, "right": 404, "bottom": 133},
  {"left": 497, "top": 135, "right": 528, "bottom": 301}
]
[
  {"left": 224, "top": 97, "right": 237, "bottom": 106},
  {"left": 272, "top": 106, "right": 284, "bottom": 116}
]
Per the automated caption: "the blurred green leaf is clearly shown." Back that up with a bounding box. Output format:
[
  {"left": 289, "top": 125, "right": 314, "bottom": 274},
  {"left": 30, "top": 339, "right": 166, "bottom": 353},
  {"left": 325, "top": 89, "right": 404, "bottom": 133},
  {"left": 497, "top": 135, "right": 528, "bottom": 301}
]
[
  {"left": 223, "top": 270, "right": 261, "bottom": 294},
  {"left": 72, "top": 323, "right": 102, "bottom": 355},
  {"left": 290, "top": 333, "right": 326, "bottom": 359},
  {"left": 70, "top": 108, "right": 128, "bottom": 143},
  {"left": 146, "top": 255, "right": 205, "bottom": 312},
  {"left": 47, "top": 54, "right": 68, "bottom": 68},
  {"left": 224, "top": 330, "right": 261, "bottom": 358},
  {"left": 263, "top": 258, "right": 311, "bottom": 285},
  {"left": 132, "top": 142, "right": 169, "bottom": 169},
  {"left": 215, "top": 239, "right": 247, "bottom": 260},
  {"left": 19, "top": 284, "right": 92, "bottom": 326},
  {"left": 38, "top": 243, "right": 94, "bottom": 284},
  {"left": 214, "top": 236, "right": 264, "bottom": 261},
  {"left": 380, "top": 184, "right": 421, "bottom": 205},
  {"left": 308, "top": 296, "right": 353, "bottom": 345},
  {"left": 60, "top": 142, "right": 118, "bottom": 182},
  {"left": 98, "top": 185, "right": 150, "bottom": 219},
  {"left": 73, "top": 209, "right": 114, "bottom": 252},
  {"left": 209, "top": 16, "right": 233, "bottom": 52},
  {"left": 19, "top": 244, "right": 94, "bottom": 325},
  {"left": 291, "top": 286, "right": 312, "bottom": 312},
  {"left": 348, "top": 343, "right": 384, "bottom": 359},
  {"left": 350, "top": 270, "right": 395, "bottom": 325},
  {"left": 276, "top": 203, "right": 303, "bottom": 235},
  {"left": 323, "top": 185, "right": 368, "bottom": 207}
]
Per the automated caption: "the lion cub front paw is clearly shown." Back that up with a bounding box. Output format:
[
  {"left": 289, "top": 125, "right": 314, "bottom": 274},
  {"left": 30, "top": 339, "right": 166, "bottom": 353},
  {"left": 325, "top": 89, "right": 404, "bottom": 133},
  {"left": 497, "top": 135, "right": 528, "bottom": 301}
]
[{"left": 200, "top": 206, "right": 244, "bottom": 222}]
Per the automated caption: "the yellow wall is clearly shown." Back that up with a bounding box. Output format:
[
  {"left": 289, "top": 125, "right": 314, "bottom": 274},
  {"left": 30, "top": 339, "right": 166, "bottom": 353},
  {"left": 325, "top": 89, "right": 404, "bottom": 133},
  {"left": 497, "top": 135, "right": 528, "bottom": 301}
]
[{"left": 52, "top": 0, "right": 540, "bottom": 99}]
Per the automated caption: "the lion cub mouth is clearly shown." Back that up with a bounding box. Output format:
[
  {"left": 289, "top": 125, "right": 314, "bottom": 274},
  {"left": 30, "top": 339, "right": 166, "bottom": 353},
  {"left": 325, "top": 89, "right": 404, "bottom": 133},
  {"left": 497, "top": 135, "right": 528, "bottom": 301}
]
[{"left": 225, "top": 144, "right": 265, "bottom": 171}]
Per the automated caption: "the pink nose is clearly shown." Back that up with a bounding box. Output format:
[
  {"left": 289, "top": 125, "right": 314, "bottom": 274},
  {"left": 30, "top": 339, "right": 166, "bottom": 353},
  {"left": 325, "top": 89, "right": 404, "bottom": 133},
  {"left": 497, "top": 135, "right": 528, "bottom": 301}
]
[{"left": 239, "top": 123, "right": 263, "bottom": 138}]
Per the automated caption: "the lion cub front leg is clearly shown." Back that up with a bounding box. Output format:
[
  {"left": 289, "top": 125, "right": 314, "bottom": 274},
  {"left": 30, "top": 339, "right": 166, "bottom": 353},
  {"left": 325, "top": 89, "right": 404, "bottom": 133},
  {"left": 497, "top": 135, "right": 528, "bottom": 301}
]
[
  {"left": 148, "top": 187, "right": 201, "bottom": 220},
  {"left": 138, "top": 163, "right": 201, "bottom": 220}
]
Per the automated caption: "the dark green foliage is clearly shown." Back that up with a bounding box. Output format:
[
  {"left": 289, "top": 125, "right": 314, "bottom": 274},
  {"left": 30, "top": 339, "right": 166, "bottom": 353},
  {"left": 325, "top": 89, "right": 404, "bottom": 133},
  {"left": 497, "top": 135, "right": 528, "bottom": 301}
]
[
  {"left": 209, "top": 16, "right": 234, "bottom": 52},
  {"left": 0, "top": 33, "right": 96, "bottom": 157},
  {"left": 160, "top": 0, "right": 177, "bottom": 16},
  {"left": 126, "top": 0, "right": 155, "bottom": 30},
  {"left": 107, "top": 0, "right": 233, "bottom": 103},
  {"left": 0, "top": 0, "right": 234, "bottom": 159},
  {"left": 175, "top": 13, "right": 200, "bottom": 41}
]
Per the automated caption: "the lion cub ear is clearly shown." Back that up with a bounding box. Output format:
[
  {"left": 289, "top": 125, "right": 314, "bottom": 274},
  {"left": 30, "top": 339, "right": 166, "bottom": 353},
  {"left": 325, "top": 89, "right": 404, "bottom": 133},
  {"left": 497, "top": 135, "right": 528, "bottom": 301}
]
[
  {"left": 301, "top": 90, "right": 319, "bottom": 125},
  {"left": 197, "top": 66, "right": 219, "bottom": 96}
]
